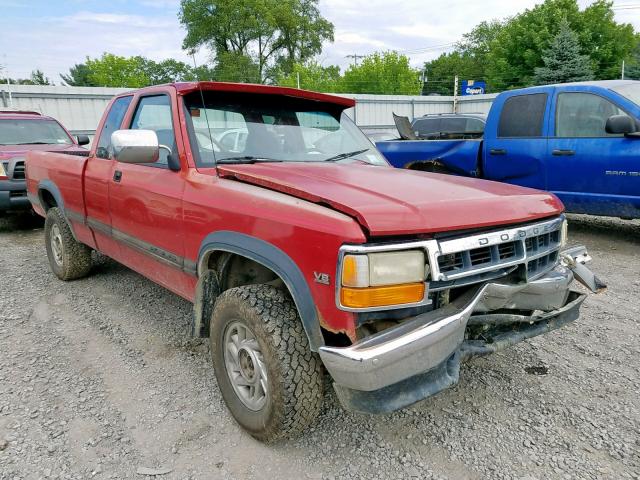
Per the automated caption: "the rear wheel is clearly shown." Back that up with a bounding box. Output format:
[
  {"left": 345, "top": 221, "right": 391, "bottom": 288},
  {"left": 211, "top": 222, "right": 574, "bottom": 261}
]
[
  {"left": 44, "top": 207, "right": 92, "bottom": 280},
  {"left": 210, "top": 284, "right": 323, "bottom": 442}
]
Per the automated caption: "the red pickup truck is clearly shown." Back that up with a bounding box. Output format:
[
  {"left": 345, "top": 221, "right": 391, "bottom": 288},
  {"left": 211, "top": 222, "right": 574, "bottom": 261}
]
[
  {"left": 26, "top": 82, "right": 602, "bottom": 442},
  {"left": 1, "top": 110, "right": 88, "bottom": 216}
]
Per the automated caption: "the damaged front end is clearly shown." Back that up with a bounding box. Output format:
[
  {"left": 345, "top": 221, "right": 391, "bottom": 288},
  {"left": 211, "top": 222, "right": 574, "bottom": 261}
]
[{"left": 320, "top": 217, "right": 604, "bottom": 414}]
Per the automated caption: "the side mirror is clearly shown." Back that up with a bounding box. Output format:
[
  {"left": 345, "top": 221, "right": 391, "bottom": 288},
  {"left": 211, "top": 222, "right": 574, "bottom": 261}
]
[
  {"left": 76, "top": 134, "right": 90, "bottom": 146},
  {"left": 111, "top": 129, "right": 159, "bottom": 164},
  {"left": 605, "top": 115, "right": 637, "bottom": 135}
]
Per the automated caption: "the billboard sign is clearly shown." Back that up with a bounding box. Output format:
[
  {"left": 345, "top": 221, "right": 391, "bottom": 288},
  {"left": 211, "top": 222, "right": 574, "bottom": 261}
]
[{"left": 461, "top": 80, "right": 486, "bottom": 96}]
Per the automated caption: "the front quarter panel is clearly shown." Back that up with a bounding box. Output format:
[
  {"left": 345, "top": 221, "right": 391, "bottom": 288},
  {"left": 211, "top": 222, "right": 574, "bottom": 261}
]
[{"left": 183, "top": 170, "right": 367, "bottom": 347}]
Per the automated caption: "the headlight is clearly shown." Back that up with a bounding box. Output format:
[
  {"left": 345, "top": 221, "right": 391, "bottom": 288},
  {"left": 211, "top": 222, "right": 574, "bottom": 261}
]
[
  {"left": 560, "top": 219, "right": 568, "bottom": 247},
  {"left": 340, "top": 250, "right": 427, "bottom": 309},
  {"left": 0, "top": 162, "right": 7, "bottom": 180}
]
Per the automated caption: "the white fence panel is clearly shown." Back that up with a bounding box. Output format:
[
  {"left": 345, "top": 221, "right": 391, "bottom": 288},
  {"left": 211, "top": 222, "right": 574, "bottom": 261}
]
[
  {"left": 0, "top": 85, "right": 498, "bottom": 134},
  {"left": 0, "top": 84, "right": 129, "bottom": 134}
]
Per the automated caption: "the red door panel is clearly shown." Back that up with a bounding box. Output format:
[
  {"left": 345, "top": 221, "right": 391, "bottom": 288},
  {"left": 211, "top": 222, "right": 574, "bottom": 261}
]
[{"left": 108, "top": 163, "right": 193, "bottom": 299}]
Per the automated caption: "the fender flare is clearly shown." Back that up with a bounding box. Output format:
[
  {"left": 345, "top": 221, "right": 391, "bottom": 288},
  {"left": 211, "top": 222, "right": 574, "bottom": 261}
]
[
  {"left": 37, "top": 179, "right": 66, "bottom": 212},
  {"left": 37, "top": 179, "right": 78, "bottom": 239},
  {"left": 197, "top": 231, "right": 325, "bottom": 351}
]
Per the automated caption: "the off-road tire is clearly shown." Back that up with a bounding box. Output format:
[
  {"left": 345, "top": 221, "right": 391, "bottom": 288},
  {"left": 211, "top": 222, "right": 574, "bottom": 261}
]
[
  {"left": 44, "top": 207, "right": 92, "bottom": 281},
  {"left": 210, "top": 284, "right": 323, "bottom": 442}
]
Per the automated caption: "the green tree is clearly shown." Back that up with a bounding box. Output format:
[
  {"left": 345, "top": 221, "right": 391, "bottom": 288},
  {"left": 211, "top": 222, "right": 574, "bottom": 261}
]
[
  {"left": 85, "top": 53, "right": 150, "bottom": 88},
  {"left": 272, "top": 0, "right": 334, "bottom": 74},
  {"left": 142, "top": 58, "right": 196, "bottom": 84},
  {"left": 277, "top": 61, "right": 341, "bottom": 91},
  {"left": 574, "top": 0, "right": 636, "bottom": 80},
  {"left": 625, "top": 42, "right": 640, "bottom": 80},
  {"left": 423, "top": 20, "right": 505, "bottom": 94},
  {"left": 534, "top": 18, "right": 593, "bottom": 84},
  {"left": 340, "top": 52, "right": 421, "bottom": 95},
  {"left": 29, "top": 70, "right": 52, "bottom": 85},
  {"left": 211, "top": 52, "right": 261, "bottom": 83},
  {"left": 485, "top": 0, "right": 635, "bottom": 89},
  {"left": 422, "top": 52, "right": 478, "bottom": 95},
  {"left": 8, "top": 70, "right": 53, "bottom": 85},
  {"left": 60, "top": 63, "right": 96, "bottom": 86},
  {"left": 179, "top": 0, "right": 333, "bottom": 83}
]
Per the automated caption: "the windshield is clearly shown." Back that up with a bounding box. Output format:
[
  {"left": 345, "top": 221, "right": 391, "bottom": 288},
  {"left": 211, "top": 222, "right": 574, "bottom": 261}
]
[
  {"left": 0, "top": 118, "right": 72, "bottom": 145},
  {"left": 183, "top": 91, "right": 388, "bottom": 166},
  {"left": 611, "top": 84, "right": 640, "bottom": 107}
]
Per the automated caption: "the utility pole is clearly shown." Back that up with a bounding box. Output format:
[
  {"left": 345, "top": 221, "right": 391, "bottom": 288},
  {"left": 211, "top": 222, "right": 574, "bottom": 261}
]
[
  {"left": 296, "top": 71, "right": 301, "bottom": 89},
  {"left": 1, "top": 60, "right": 12, "bottom": 107},
  {"left": 453, "top": 75, "right": 459, "bottom": 113},
  {"left": 622, "top": 60, "right": 625, "bottom": 80},
  {"left": 345, "top": 54, "right": 364, "bottom": 66}
]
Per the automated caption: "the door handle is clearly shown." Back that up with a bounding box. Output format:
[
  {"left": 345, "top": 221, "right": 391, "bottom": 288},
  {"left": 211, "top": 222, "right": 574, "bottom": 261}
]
[
  {"left": 490, "top": 148, "right": 507, "bottom": 155},
  {"left": 113, "top": 170, "right": 122, "bottom": 182},
  {"left": 552, "top": 149, "right": 575, "bottom": 156}
]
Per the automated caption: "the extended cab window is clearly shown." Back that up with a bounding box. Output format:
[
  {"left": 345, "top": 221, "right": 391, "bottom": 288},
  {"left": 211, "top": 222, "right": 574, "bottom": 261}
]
[
  {"left": 96, "top": 96, "right": 132, "bottom": 159},
  {"left": 556, "top": 92, "right": 629, "bottom": 137},
  {"left": 413, "top": 118, "right": 440, "bottom": 137},
  {"left": 130, "top": 95, "right": 176, "bottom": 167},
  {"left": 498, "top": 93, "right": 547, "bottom": 138}
]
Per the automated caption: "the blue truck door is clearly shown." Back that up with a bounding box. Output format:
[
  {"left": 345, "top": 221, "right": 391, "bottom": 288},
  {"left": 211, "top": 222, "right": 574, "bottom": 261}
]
[
  {"left": 546, "top": 89, "right": 640, "bottom": 217},
  {"left": 483, "top": 88, "right": 551, "bottom": 189}
]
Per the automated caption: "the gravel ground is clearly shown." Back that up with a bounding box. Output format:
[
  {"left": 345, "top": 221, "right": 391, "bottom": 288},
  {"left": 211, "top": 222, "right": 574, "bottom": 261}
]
[{"left": 0, "top": 213, "right": 638, "bottom": 480}]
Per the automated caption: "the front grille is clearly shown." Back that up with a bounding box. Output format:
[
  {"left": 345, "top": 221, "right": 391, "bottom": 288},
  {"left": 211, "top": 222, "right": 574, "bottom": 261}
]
[
  {"left": 438, "top": 252, "right": 464, "bottom": 273},
  {"left": 1, "top": 160, "right": 26, "bottom": 180},
  {"left": 527, "top": 250, "right": 559, "bottom": 277},
  {"left": 12, "top": 161, "right": 25, "bottom": 179},
  {"left": 433, "top": 217, "right": 563, "bottom": 282},
  {"left": 438, "top": 240, "right": 521, "bottom": 274}
]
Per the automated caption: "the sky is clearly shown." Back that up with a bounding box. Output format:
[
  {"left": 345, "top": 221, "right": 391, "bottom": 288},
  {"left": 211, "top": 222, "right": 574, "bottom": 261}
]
[{"left": 0, "top": 0, "right": 639, "bottom": 83}]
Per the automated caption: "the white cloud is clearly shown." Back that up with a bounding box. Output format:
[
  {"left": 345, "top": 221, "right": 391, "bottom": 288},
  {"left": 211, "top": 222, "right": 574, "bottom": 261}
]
[
  {"left": 66, "top": 12, "right": 174, "bottom": 28},
  {"left": 1, "top": 0, "right": 638, "bottom": 82}
]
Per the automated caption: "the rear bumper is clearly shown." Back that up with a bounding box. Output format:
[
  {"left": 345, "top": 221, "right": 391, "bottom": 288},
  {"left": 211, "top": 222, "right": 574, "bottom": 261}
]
[
  {"left": 319, "top": 248, "right": 598, "bottom": 413},
  {"left": 0, "top": 180, "right": 30, "bottom": 212}
]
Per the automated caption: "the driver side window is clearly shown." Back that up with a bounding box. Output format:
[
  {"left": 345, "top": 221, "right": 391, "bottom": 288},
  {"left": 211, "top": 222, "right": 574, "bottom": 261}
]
[
  {"left": 556, "top": 92, "right": 629, "bottom": 138},
  {"left": 130, "top": 95, "right": 175, "bottom": 167}
]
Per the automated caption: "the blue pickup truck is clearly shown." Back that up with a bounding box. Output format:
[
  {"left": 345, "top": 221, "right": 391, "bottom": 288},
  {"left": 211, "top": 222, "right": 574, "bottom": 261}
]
[{"left": 377, "top": 80, "right": 640, "bottom": 218}]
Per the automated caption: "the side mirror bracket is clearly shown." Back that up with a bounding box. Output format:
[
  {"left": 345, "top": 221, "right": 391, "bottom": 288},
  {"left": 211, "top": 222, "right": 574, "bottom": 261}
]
[
  {"left": 160, "top": 145, "right": 181, "bottom": 172},
  {"left": 605, "top": 115, "right": 637, "bottom": 135}
]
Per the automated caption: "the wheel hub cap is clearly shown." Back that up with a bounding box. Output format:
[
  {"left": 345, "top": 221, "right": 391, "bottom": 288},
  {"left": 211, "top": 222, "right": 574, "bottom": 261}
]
[
  {"left": 223, "top": 321, "right": 268, "bottom": 411},
  {"left": 50, "top": 224, "right": 63, "bottom": 266}
]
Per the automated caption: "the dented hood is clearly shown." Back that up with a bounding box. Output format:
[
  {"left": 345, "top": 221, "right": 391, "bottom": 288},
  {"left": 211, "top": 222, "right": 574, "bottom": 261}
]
[{"left": 217, "top": 163, "right": 564, "bottom": 237}]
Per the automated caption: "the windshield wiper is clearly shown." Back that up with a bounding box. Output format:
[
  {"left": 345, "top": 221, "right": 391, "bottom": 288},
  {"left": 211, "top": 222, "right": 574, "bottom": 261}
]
[
  {"left": 324, "top": 148, "right": 369, "bottom": 162},
  {"left": 216, "top": 156, "right": 284, "bottom": 164}
]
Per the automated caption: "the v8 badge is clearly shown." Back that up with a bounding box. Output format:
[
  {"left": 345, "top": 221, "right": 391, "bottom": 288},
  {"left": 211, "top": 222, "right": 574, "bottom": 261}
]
[{"left": 313, "top": 272, "right": 330, "bottom": 285}]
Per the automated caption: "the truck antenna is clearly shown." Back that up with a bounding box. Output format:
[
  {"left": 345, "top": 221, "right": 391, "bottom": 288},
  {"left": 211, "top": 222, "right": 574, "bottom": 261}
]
[{"left": 191, "top": 53, "right": 218, "bottom": 171}]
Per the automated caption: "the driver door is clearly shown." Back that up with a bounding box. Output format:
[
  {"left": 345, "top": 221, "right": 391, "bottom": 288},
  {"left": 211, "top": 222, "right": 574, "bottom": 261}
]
[
  {"left": 546, "top": 90, "right": 638, "bottom": 216},
  {"left": 108, "top": 91, "right": 193, "bottom": 299}
]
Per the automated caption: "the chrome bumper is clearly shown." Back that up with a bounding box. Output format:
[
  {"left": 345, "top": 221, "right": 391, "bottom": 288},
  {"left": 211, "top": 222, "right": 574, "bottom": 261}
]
[{"left": 319, "top": 246, "right": 600, "bottom": 394}]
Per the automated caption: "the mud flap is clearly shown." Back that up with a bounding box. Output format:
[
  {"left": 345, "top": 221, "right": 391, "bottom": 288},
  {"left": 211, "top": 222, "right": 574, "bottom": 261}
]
[{"left": 191, "top": 269, "right": 220, "bottom": 338}]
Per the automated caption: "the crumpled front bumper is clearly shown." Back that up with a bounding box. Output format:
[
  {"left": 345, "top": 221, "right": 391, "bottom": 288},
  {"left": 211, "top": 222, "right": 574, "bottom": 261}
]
[{"left": 319, "top": 246, "right": 601, "bottom": 413}]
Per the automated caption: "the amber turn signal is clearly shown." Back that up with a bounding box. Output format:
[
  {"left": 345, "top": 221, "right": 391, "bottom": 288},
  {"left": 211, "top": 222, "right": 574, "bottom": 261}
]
[{"left": 340, "top": 283, "right": 425, "bottom": 309}]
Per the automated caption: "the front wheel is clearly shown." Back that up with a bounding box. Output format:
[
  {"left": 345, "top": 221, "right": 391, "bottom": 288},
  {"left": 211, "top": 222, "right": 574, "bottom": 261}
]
[
  {"left": 210, "top": 284, "right": 324, "bottom": 442},
  {"left": 44, "top": 207, "right": 92, "bottom": 280}
]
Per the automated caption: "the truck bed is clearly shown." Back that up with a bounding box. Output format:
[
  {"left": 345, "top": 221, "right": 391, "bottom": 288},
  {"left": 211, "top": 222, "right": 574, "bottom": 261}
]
[
  {"left": 26, "top": 150, "right": 89, "bottom": 218},
  {"left": 376, "top": 138, "right": 482, "bottom": 176}
]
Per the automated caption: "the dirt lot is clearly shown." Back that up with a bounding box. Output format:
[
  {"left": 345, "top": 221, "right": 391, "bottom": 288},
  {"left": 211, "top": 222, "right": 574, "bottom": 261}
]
[{"left": 0, "top": 214, "right": 638, "bottom": 480}]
